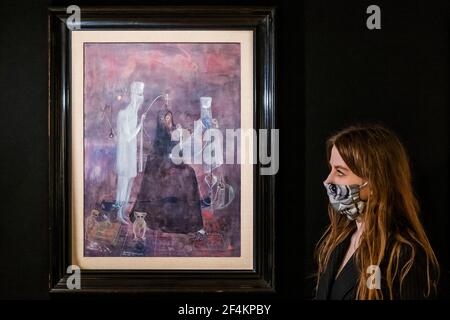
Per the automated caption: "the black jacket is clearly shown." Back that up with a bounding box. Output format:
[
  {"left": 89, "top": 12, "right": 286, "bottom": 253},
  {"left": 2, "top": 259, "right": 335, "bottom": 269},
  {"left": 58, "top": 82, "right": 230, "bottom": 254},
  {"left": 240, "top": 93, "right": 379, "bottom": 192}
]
[{"left": 315, "top": 234, "right": 436, "bottom": 300}]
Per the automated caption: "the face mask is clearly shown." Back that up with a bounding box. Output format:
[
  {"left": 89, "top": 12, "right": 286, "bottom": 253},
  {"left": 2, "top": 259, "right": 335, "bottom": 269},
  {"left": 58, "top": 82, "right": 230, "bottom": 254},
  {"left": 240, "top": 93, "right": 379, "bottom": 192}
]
[{"left": 323, "top": 181, "right": 368, "bottom": 220}]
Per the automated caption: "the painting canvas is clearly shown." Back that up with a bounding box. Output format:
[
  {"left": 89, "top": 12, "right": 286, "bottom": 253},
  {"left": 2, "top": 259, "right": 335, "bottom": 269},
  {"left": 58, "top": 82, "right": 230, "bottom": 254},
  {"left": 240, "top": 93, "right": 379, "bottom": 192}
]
[{"left": 70, "top": 31, "right": 254, "bottom": 269}]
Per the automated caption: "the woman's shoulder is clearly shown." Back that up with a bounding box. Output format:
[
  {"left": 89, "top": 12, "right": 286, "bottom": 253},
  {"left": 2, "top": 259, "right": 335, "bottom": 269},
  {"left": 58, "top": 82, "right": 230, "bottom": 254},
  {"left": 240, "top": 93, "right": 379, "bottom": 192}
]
[
  {"left": 382, "top": 235, "right": 436, "bottom": 299},
  {"left": 385, "top": 234, "right": 428, "bottom": 265}
]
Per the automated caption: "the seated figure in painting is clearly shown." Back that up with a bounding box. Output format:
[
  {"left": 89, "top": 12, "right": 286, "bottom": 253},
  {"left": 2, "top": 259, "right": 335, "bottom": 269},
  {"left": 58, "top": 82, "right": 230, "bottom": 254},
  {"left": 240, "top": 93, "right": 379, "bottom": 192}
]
[{"left": 131, "top": 107, "right": 206, "bottom": 235}]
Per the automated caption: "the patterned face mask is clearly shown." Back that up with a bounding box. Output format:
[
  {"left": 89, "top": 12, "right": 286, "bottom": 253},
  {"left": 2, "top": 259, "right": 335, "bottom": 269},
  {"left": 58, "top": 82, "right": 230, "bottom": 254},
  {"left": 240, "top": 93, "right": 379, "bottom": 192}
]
[{"left": 323, "top": 181, "right": 368, "bottom": 220}]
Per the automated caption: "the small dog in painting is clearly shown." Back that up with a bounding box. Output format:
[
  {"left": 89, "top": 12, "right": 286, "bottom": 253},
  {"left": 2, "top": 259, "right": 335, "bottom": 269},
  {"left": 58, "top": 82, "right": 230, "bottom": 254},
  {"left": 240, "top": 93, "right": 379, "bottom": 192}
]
[
  {"left": 133, "top": 211, "right": 147, "bottom": 241},
  {"left": 85, "top": 209, "right": 100, "bottom": 239}
]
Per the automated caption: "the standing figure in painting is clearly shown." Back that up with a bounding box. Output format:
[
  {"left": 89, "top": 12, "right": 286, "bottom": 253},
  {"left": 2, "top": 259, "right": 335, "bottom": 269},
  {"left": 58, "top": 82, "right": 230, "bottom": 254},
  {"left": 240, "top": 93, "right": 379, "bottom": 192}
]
[
  {"left": 115, "top": 81, "right": 146, "bottom": 224},
  {"left": 131, "top": 106, "right": 206, "bottom": 236}
]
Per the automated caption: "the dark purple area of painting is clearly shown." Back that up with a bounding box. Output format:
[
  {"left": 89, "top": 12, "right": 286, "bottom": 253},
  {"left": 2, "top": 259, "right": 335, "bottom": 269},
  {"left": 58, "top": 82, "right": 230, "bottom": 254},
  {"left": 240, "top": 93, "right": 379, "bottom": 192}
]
[{"left": 83, "top": 43, "right": 241, "bottom": 257}]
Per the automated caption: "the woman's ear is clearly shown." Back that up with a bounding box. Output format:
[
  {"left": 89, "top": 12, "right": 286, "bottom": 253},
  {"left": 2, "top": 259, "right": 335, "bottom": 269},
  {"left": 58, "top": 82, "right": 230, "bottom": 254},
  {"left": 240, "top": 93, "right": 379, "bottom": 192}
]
[{"left": 360, "top": 182, "right": 370, "bottom": 201}]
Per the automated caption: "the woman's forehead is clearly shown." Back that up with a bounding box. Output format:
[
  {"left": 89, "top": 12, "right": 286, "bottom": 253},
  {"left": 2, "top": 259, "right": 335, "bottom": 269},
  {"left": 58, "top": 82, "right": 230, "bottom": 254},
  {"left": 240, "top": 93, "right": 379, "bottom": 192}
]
[{"left": 330, "top": 146, "right": 349, "bottom": 168}]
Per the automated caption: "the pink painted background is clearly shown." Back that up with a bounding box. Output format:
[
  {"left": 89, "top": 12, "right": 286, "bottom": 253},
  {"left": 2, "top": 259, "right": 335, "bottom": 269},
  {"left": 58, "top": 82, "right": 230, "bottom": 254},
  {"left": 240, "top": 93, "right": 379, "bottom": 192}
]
[{"left": 83, "top": 43, "right": 242, "bottom": 257}]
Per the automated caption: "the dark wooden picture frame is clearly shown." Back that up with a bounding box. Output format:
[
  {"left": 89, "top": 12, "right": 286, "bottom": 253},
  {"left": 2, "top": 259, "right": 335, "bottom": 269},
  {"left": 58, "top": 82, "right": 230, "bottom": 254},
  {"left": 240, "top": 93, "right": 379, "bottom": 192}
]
[{"left": 48, "top": 6, "right": 276, "bottom": 294}]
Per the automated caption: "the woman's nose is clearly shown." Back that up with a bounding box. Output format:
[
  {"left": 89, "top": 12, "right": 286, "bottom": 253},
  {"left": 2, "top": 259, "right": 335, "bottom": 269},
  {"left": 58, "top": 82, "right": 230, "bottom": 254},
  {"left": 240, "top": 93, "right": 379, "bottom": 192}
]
[{"left": 324, "top": 172, "right": 333, "bottom": 184}]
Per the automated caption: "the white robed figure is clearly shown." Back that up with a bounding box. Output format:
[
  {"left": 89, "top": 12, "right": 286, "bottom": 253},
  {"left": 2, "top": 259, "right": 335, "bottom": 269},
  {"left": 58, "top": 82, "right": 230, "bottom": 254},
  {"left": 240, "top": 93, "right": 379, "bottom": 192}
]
[{"left": 115, "top": 81, "right": 146, "bottom": 224}]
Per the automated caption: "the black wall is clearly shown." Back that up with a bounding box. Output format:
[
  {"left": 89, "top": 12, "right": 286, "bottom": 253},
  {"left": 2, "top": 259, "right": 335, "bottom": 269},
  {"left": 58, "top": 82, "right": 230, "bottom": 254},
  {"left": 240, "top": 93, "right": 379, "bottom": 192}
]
[
  {"left": 0, "top": 0, "right": 448, "bottom": 300},
  {"left": 303, "top": 0, "right": 449, "bottom": 299}
]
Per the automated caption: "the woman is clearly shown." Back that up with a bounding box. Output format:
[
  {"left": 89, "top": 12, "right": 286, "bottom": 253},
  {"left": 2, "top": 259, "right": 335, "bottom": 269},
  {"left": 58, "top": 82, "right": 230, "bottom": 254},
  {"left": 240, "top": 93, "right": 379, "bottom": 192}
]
[
  {"left": 315, "top": 124, "right": 439, "bottom": 300},
  {"left": 131, "top": 108, "right": 205, "bottom": 235}
]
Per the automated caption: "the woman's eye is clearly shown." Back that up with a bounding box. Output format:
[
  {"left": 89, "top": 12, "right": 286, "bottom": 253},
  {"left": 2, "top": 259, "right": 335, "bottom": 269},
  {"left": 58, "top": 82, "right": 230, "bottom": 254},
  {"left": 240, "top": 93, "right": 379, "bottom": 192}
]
[{"left": 337, "top": 171, "right": 344, "bottom": 176}]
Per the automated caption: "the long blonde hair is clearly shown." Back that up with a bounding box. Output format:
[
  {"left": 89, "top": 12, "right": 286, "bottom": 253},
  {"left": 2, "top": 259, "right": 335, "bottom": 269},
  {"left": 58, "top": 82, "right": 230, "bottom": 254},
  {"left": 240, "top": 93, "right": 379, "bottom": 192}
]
[{"left": 315, "top": 124, "right": 439, "bottom": 299}]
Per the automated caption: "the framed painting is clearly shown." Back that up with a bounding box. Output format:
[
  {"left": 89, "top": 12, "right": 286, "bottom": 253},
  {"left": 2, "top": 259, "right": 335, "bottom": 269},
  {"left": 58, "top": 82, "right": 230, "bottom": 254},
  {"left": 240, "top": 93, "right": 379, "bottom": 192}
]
[{"left": 48, "top": 6, "right": 276, "bottom": 293}]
